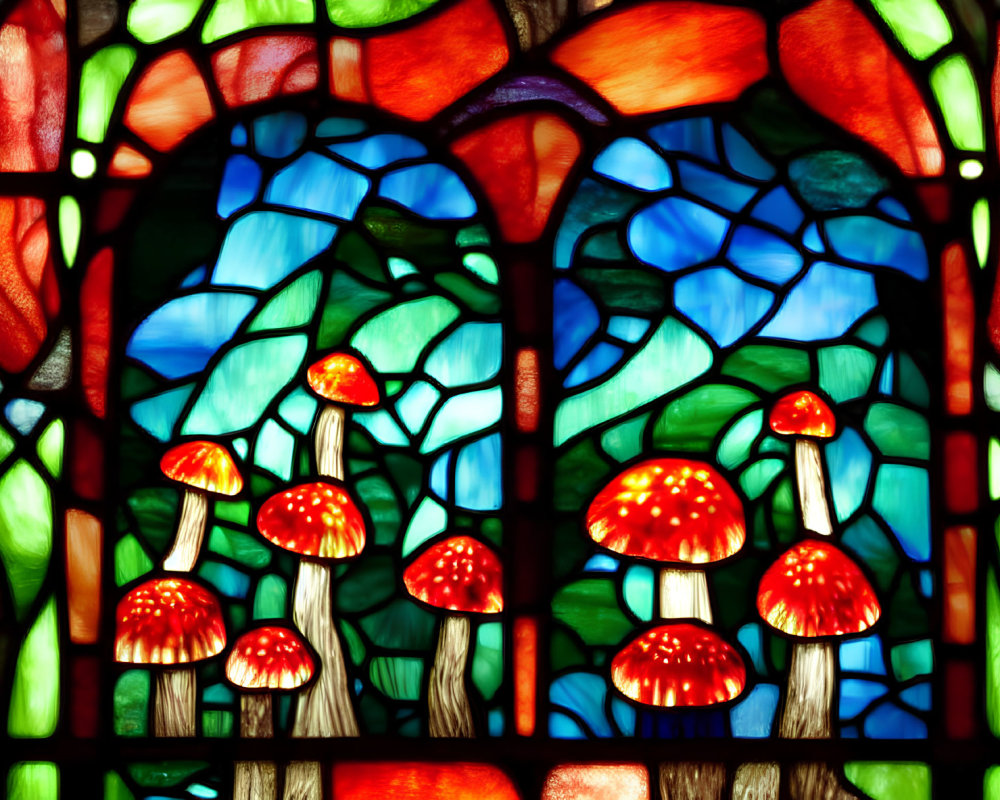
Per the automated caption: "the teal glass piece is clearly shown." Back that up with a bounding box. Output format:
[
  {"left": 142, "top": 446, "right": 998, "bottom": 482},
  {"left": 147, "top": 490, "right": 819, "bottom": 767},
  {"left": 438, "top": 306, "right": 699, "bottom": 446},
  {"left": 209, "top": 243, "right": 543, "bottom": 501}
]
[
  {"left": 864, "top": 403, "right": 929, "bottom": 459},
  {"left": 421, "top": 387, "right": 501, "bottom": 453},
  {"left": 454, "top": 434, "right": 502, "bottom": 510},
  {"left": 788, "top": 150, "right": 888, "bottom": 210},
  {"left": 355, "top": 409, "right": 409, "bottom": 446},
  {"left": 351, "top": 296, "right": 459, "bottom": 373},
  {"left": 818, "top": 345, "right": 877, "bottom": 402},
  {"left": 254, "top": 419, "right": 296, "bottom": 480},
  {"left": 739, "top": 458, "right": 784, "bottom": 499},
  {"left": 471, "top": 622, "right": 503, "bottom": 701},
  {"left": 825, "top": 427, "right": 872, "bottom": 523},
  {"left": 198, "top": 561, "right": 249, "bottom": 598},
  {"left": 396, "top": 381, "right": 440, "bottom": 435},
  {"left": 424, "top": 323, "right": 502, "bottom": 387},
  {"left": 252, "top": 574, "right": 287, "bottom": 619},
  {"left": 252, "top": 111, "right": 308, "bottom": 158},
  {"left": 873, "top": 465, "right": 930, "bottom": 561},
  {"left": 247, "top": 270, "right": 322, "bottom": 332},
  {"left": 622, "top": 564, "right": 654, "bottom": 621},
  {"left": 277, "top": 387, "right": 317, "bottom": 435},
  {"left": 401, "top": 496, "right": 447, "bottom": 556},
  {"left": 130, "top": 384, "right": 196, "bottom": 441},
  {"left": 369, "top": 657, "right": 424, "bottom": 700},
  {"left": 718, "top": 409, "right": 763, "bottom": 469}
]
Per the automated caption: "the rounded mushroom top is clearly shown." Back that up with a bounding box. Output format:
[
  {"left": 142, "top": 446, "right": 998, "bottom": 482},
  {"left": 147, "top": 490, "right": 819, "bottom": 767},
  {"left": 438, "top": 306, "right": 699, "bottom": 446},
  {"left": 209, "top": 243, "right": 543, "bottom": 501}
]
[
  {"left": 611, "top": 622, "right": 746, "bottom": 708},
  {"left": 115, "top": 577, "right": 227, "bottom": 665},
  {"left": 257, "top": 481, "right": 366, "bottom": 559},
  {"left": 769, "top": 390, "right": 835, "bottom": 439},
  {"left": 757, "top": 540, "right": 881, "bottom": 638},
  {"left": 403, "top": 535, "right": 503, "bottom": 614},
  {"left": 160, "top": 440, "right": 243, "bottom": 495},
  {"left": 306, "top": 352, "right": 380, "bottom": 407},
  {"left": 586, "top": 458, "right": 745, "bottom": 564},
  {"left": 225, "top": 625, "right": 315, "bottom": 691}
]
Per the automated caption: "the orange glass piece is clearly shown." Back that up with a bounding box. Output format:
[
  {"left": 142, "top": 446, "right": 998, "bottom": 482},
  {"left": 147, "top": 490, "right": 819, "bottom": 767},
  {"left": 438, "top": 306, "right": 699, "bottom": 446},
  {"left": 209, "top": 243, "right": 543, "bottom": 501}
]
[
  {"left": 550, "top": 2, "right": 766, "bottom": 115},
  {"left": 779, "top": 0, "right": 942, "bottom": 177},
  {"left": 257, "top": 482, "right": 365, "bottom": 559},
  {"left": 332, "top": 763, "right": 521, "bottom": 800},
  {"left": 108, "top": 144, "right": 152, "bottom": 177},
  {"left": 124, "top": 50, "right": 214, "bottom": 152},
  {"left": 514, "top": 347, "right": 540, "bottom": 432},
  {"left": 769, "top": 390, "right": 835, "bottom": 438},
  {"left": 542, "top": 764, "right": 649, "bottom": 800},
  {"left": 586, "top": 458, "right": 745, "bottom": 564},
  {"left": 0, "top": 0, "right": 66, "bottom": 172},
  {"left": 66, "top": 508, "right": 101, "bottom": 644},
  {"left": 514, "top": 616, "right": 536, "bottom": 736},
  {"left": 0, "top": 196, "right": 59, "bottom": 373},
  {"left": 404, "top": 535, "right": 503, "bottom": 614},
  {"left": 943, "top": 526, "right": 976, "bottom": 644},
  {"left": 329, "top": 37, "right": 366, "bottom": 103},
  {"left": 212, "top": 35, "right": 318, "bottom": 108},
  {"left": 160, "top": 440, "right": 243, "bottom": 495},
  {"left": 225, "top": 625, "right": 315, "bottom": 690},
  {"left": 451, "top": 113, "right": 581, "bottom": 243},
  {"left": 758, "top": 540, "right": 880, "bottom": 638},
  {"left": 945, "top": 432, "right": 977, "bottom": 514},
  {"left": 80, "top": 248, "right": 112, "bottom": 417},
  {"left": 306, "top": 352, "right": 379, "bottom": 407},
  {"left": 943, "top": 243, "right": 973, "bottom": 414}
]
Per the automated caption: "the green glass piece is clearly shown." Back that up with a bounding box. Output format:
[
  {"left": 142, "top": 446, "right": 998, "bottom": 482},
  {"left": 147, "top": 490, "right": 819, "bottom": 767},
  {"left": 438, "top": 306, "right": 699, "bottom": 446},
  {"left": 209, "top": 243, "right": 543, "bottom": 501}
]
[
  {"left": 351, "top": 296, "right": 459, "bottom": 373},
  {"left": 202, "top": 710, "right": 233, "bottom": 737},
  {"left": 870, "top": 0, "right": 951, "bottom": 59},
  {"left": 471, "top": 622, "right": 503, "bottom": 701},
  {"left": 369, "top": 656, "right": 423, "bottom": 701},
  {"left": 78, "top": 45, "right": 137, "bottom": 142},
  {"left": 340, "top": 619, "right": 365, "bottom": 664},
  {"left": 127, "top": 488, "right": 178, "bottom": 552},
  {"left": 401, "top": 496, "right": 447, "bottom": 556},
  {"left": 128, "top": 0, "right": 203, "bottom": 42},
  {"left": 987, "top": 767, "right": 1000, "bottom": 800},
  {"left": 127, "top": 762, "right": 209, "bottom": 788},
  {"left": 8, "top": 597, "right": 59, "bottom": 737},
  {"left": 317, "top": 271, "right": 392, "bottom": 349},
  {"left": 0, "top": 460, "right": 52, "bottom": 620},
  {"left": 721, "top": 345, "right": 810, "bottom": 391},
  {"left": 575, "top": 267, "right": 666, "bottom": 314},
  {"left": 104, "top": 771, "right": 136, "bottom": 800},
  {"left": 462, "top": 252, "right": 499, "bottom": 285},
  {"left": 355, "top": 474, "right": 401, "bottom": 545},
  {"left": 0, "top": 425, "right": 13, "bottom": 464},
  {"left": 718, "top": 409, "right": 763, "bottom": 470},
  {"left": 555, "top": 318, "right": 712, "bottom": 446},
  {"left": 183, "top": 334, "right": 308, "bottom": 435},
  {"left": 384, "top": 381, "right": 403, "bottom": 397},
  {"left": 789, "top": 151, "right": 888, "bottom": 210},
  {"left": 855, "top": 316, "right": 889, "bottom": 346},
  {"left": 986, "top": 363, "right": 1000, "bottom": 411},
  {"left": 58, "top": 196, "right": 80, "bottom": 268},
  {"left": 420, "top": 387, "right": 501, "bottom": 453},
  {"left": 252, "top": 574, "right": 287, "bottom": 618},
  {"left": 739, "top": 459, "right": 784, "bottom": 500},
  {"left": 890, "top": 639, "right": 932, "bottom": 683},
  {"left": 600, "top": 412, "right": 650, "bottom": 463},
  {"left": 844, "top": 762, "right": 929, "bottom": 800},
  {"left": 113, "top": 670, "right": 150, "bottom": 736},
  {"left": 992, "top": 438, "right": 1000, "bottom": 501},
  {"left": 359, "top": 600, "right": 435, "bottom": 649},
  {"left": 115, "top": 534, "right": 154, "bottom": 585},
  {"left": 898, "top": 353, "right": 929, "bottom": 407},
  {"left": 818, "top": 345, "right": 876, "bottom": 402},
  {"left": 887, "top": 573, "right": 928, "bottom": 638},
  {"left": 771, "top": 477, "right": 797, "bottom": 539},
  {"left": 338, "top": 556, "right": 396, "bottom": 612},
  {"left": 202, "top": 0, "right": 314, "bottom": 43},
  {"left": 622, "top": 564, "right": 654, "bottom": 621},
  {"left": 215, "top": 500, "right": 250, "bottom": 526},
  {"left": 456, "top": 225, "right": 490, "bottom": 247},
  {"left": 843, "top": 516, "right": 898, "bottom": 592},
  {"left": 864, "top": 403, "right": 929, "bottom": 459},
  {"left": 434, "top": 273, "right": 501, "bottom": 314},
  {"left": 388, "top": 257, "right": 418, "bottom": 280},
  {"left": 208, "top": 526, "right": 271, "bottom": 568},
  {"left": 552, "top": 579, "right": 634, "bottom": 645},
  {"left": 7, "top": 762, "right": 58, "bottom": 800},
  {"left": 652, "top": 384, "right": 757, "bottom": 451},
  {"left": 35, "top": 419, "right": 64, "bottom": 478},
  {"left": 973, "top": 198, "right": 990, "bottom": 268},
  {"left": 930, "top": 55, "right": 984, "bottom": 151},
  {"left": 990, "top": 568, "right": 1000, "bottom": 735},
  {"left": 254, "top": 419, "right": 295, "bottom": 480},
  {"left": 248, "top": 270, "right": 321, "bottom": 332},
  {"left": 326, "top": 0, "right": 438, "bottom": 26},
  {"left": 550, "top": 627, "right": 587, "bottom": 672}
]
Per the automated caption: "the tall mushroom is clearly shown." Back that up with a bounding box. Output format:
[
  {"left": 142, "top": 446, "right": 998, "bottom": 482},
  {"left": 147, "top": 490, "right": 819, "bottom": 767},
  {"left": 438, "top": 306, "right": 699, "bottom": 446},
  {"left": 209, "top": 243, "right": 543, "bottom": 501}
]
[
  {"left": 586, "top": 458, "right": 744, "bottom": 623},
  {"left": 403, "top": 534, "right": 503, "bottom": 737},
  {"left": 225, "top": 625, "right": 315, "bottom": 800},
  {"left": 160, "top": 440, "right": 243, "bottom": 571},
  {"left": 306, "top": 352, "right": 379, "bottom": 480},
  {"left": 769, "top": 390, "right": 836, "bottom": 536},
  {"left": 115, "top": 576, "right": 227, "bottom": 737}
]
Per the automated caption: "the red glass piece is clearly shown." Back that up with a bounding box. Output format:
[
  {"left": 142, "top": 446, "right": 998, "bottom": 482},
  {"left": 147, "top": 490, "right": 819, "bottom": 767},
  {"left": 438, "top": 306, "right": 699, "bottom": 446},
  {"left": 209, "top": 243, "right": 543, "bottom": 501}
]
[
  {"left": 943, "top": 526, "right": 976, "bottom": 644},
  {"left": 915, "top": 182, "right": 950, "bottom": 223},
  {"left": 542, "top": 765, "right": 649, "bottom": 800},
  {"left": 72, "top": 419, "right": 103, "bottom": 500},
  {"left": 70, "top": 655, "right": 99, "bottom": 737},
  {"left": 160, "top": 440, "right": 243, "bottom": 495},
  {"left": 332, "top": 763, "right": 520, "bottom": 800},
  {"left": 108, "top": 144, "right": 152, "bottom": 177},
  {"left": 66, "top": 508, "right": 102, "bottom": 644},
  {"left": 769, "top": 390, "right": 835, "bottom": 438},
  {"left": 225, "top": 625, "right": 315, "bottom": 690},
  {"left": 403, "top": 535, "right": 503, "bottom": 614},
  {"left": 124, "top": 50, "right": 214, "bottom": 152},
  {"left": 611, "top": 622, "right": 746, "bottom": 707},
  {"left": 306, "top": 352, "right": 379, "bottom": 407},
  {"left": 757, "top": 540, "right": 881, "bottom": 638},
  {"left": 514, "top": 616, "right": 537, "bottom": 736},
  {"left": 212, "top": 35, "right": 318, "bottom": 108},
  {"left": 515, "top": 445, "right": 538, "bottom": 503},
  {"left": 586, "top": 458, "right": 745, "bottom": 564},
  {"left": 779, "top": 0, "right": 942, "bottom": 177},
  {"left": 257, "top": 481, "right": 366, "bottom": 559},
  {"left": 550, "top": 2, "right": 766, "bottom": 115},
  {"left": 96, "top": 188, "right": 136, "bottom": 233},
  {"left": 0, "top": 0, "right": 66, "bottom": 172},
  {"left": 450, "top": 112, "right": 581, "bottom": 243},
  {"left": 945, "top": 660, "right": 975, "bottom": 738},
  {"left": 945, "top": 433, "right": 977, "bottom": 515},
  {"left": 943, "top": 243, "right": 973, "bottom": 414},
  {"left": 80, "top": 247, "right": 112, "bottom": 417}
]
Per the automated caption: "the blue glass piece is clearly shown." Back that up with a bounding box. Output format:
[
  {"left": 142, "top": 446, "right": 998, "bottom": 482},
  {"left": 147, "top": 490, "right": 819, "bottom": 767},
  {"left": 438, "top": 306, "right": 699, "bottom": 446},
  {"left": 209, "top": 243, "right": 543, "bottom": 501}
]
[
  {"left": 839, "top": 679, "right": 888, "bottom": 719},
  {"left": 647, "top": 117, "right": 718, "bottom": 162},
  {"left": 488, "top": 708, "right": 504, "bottom": 736},
  {"left": 212, "top": 212, "right": 338, "bottom": 289},
  {"left": 4, "top": 398, "right": 44, "bottom": 434},
  {"left": 751, "top": 186, "right": 804, "bottom": 234},
  {"left": 180, "top": 265, "right": 207, "bottom": 288},
  {"left": 126, "top": 292, "right": 257, "bottom": 379},
  {"left": 550, "top": 672, "right": 613, "bottom": 737},
  {"left": 549, "top": 712, "right": 586, "bottom": 739},
  {"left": 553, "top": 280, "right": 600, "bottom": 369},
  {"left": 380, "top": 164, "right": 476, "bottom": 219},
  {"left": 760, "top": 262, "right": 877, "bottom": 342},
  {"left": 879, "top": 354, "right": 894, "bottom": 394},
  {"left": 203, "top": 684, "right": 233, "bottom": 703},
  {"left": 217, "top": 155, "right": 262, "bottom": 218},
  {"left": 583, "top": 554, "right": 618, "bottom": 572},
  {"left": 721, "top": 124, "right": 775, "bottom": 180},
  {"left": 863, "top": 702, "right": 927, "bottom": 739},
  {"left": 878, "top": 196, "right": 910, "bottom": 221},
  {"left": 730, "top": 684, "right": 779, "bottom": 738},
  {"left": 266, "top": 152, "right": 370, "bottom": 220},
  {"left": 354, "top": 409, "right": 408, "bottom": 446},
  {"left": 554, "top": 179, "right": 641, "bottom": 268},
  {"left": 277, "top": 387, "right": 317, "bottom": 435},
  {"left": 607, "top": 316, "right": 649, "bottom": 343},
  {"left": 627, "top": 197, "right": 729, "bottom": 271},
  {"left": 674, "top": 267, "right": 773, "bottom": 347},
  {"left": 564, "top": 342, "right": 625, "bottom": 388},
  {"left": 430, "top": 450, "right": 451, "bottom": 501},
  {"left": 397, "top": 381, "right": 440, "bottom": 435},
  {"left": 873, "top": 464, "right": 930, "bottom": 561},
  {"left": 727, "top": 226, "right": 803, "bottom": 284},
  {"left": 230, "top": 123, "right": 247, "bottom": 147},
  {"left": 803, "top": 222, "right": 824, "bottom": 252},
  {"left": 610, "top": 697, "right": 636, "bottom": 735},
  {"left": 315, "top": 117, "right": 367, "bottom": 138},
  {"left": 840, "top": 635, "right": 886, "bottom": 675},
  {"left": 388, "top": 257, "right": 417, "bottom": 279},
  {"left": 824, "top": 217, "right": 928, "bottom": 280},
  {"left": 425, "top": 323, "right": 502, "bottom": 388},
  {"left": 677, "top": 161, "right": 757, "bottom": 212},
  {"left": 232, "top": 438, "right": 248, "bottom": 459},
  {"left": 919, "top": 569, "right": 933, "bottom": 597},
  {"left": 842, "top": 726, "right": 859, "bottom": 738},
  {"left": 639, "top": 707, "right": 725, "bottom": 738},
  {"left": 130, "top": 384, "right": 195, "bottom": 442},
  {"left": 197, "top": 561, "right": 249, "bottom": 598},
  {"left": 825, "top": 427, "right": 872, "bottom": 523},
  {"left": 253, "top": 111, "right": 307, "bottom": 158},
  {"left": 900, "top": 683, "right": 931, "bottom": 711},
  {"left": 187, "top": 785, "right": 217, "bottom": 799},
  {"left": 737, "top": 623, "right": 766, "bottom": 674},
  {"left": 593, "top": 137, "right": 672, "bottom": 191},
  {"left": 328, "top": 133, "right": 427, "bottom": 169},
  {"left": 454, "top": 434, "right": 502, "bottom": 511}
]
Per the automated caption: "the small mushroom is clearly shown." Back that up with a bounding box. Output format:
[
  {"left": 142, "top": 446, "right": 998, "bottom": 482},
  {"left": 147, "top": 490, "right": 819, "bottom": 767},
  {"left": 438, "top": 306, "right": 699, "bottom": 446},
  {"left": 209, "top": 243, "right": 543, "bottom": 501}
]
[
  {"left": 769, "top": 390, "right": 836, "bottom": 536},
  {"left": 403, "top": 535, "right": 503, "bottom": 737},
  {"left": 115, "top": 576, "right": 227, "bottom": 737},
  {"left": 160, "top": 440, "right": 243, "bottom": 572}
]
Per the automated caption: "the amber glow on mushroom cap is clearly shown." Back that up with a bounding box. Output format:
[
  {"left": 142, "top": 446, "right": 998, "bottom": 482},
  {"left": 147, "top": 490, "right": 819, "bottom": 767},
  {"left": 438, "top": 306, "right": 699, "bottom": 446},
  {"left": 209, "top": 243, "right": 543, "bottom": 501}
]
[
  {"left": 769, "top": 390, "right": 836, "bottom": 438},
  {"left": 225, "top": 625, "right": 315, "bottom": 691},
  {"left": 160, "top": 440, "right": 243, "bottom": 495},
  {"left": 611, "top": 622, "right": 746, "bottom": 708},
  {"left": 403, "top": 535, "right": 503, "bottom": 614},
  {"left": 115, "top": 577, "right": 226, "bottom": 664},
  {"left": 586, "top": 458, "right": 745, "bottom": 564},
  {"left": 257, "top": 481, "right": 366, "bottom": 559},
  {"left": 757, "top": 540, "right": 881, "bottom": 638},
  {"left": 307, "top": 353, "right": 380, "bottom": 407}
]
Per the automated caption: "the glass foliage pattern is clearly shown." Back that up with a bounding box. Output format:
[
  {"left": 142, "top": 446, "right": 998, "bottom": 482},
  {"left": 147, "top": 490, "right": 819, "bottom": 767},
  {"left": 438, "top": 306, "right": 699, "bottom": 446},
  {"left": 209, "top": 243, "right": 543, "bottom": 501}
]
[{"left": 0, "top": 0, "right": 995, "bottom": 798}]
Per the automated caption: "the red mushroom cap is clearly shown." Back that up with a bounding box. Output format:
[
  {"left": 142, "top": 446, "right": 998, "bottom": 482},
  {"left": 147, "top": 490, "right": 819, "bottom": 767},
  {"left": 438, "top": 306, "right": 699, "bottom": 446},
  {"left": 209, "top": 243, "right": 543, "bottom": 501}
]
[
  {"left": 403, "top": 535, "right": 503, "bottom": 614},
  {"left": 757, "top": 540, "right": 881, "bottom": 638},
  {"left": 115, "top": 577, "right": 226, "bottom": 664},
  {"left": 769, "top": 390, "right": 835, "bottom": 438},
  {"left": 160, "top": 440, "right": 243, "bottom": 495},
  {"left": 306, "top": 352, "right": 379, "bottom": 407},
  {"left": 225, "top": 625, "right": 315, "bottom": 691},
  {"left": 611, "top": 622, "right": 746, "bottom": 707},
  {"left": 586, "top": 458, "right": 745, "bottom": 564},
  {"left": 257, "top": 481, "right": 366, "bottom": 559}
]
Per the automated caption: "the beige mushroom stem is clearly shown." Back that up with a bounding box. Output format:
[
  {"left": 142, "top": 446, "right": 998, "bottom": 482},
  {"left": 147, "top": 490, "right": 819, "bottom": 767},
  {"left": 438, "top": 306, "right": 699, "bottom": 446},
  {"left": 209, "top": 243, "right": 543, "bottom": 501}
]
[
  {"left": 162, "top": 490, "right": 209, "bottom": 572},
  {"left": 154, "top": 669, "right": 197, "bottom": 737},
  {"left": 795, "top": 438, "right": 832, "bottom": 536},
  {"left": 283, "top": 763, "right": 322, "bottom": 800},
  {"left": 732, "top": 763, "right": 780, "bottom": 800},
  {"left": 314, "top": 405, "right": 346, "bottom": 480},
  {"left": 660, "top": 762, "right": 726, "bottom": 800},
  {"left": 428, "top": 614, "right": 474, "bottom": 738},
  {"left": 659, "top": 568, "right": 712, "bottom": 623},
  {"left": 235, "top": 695, "right": 276, "bottom": 800}
]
